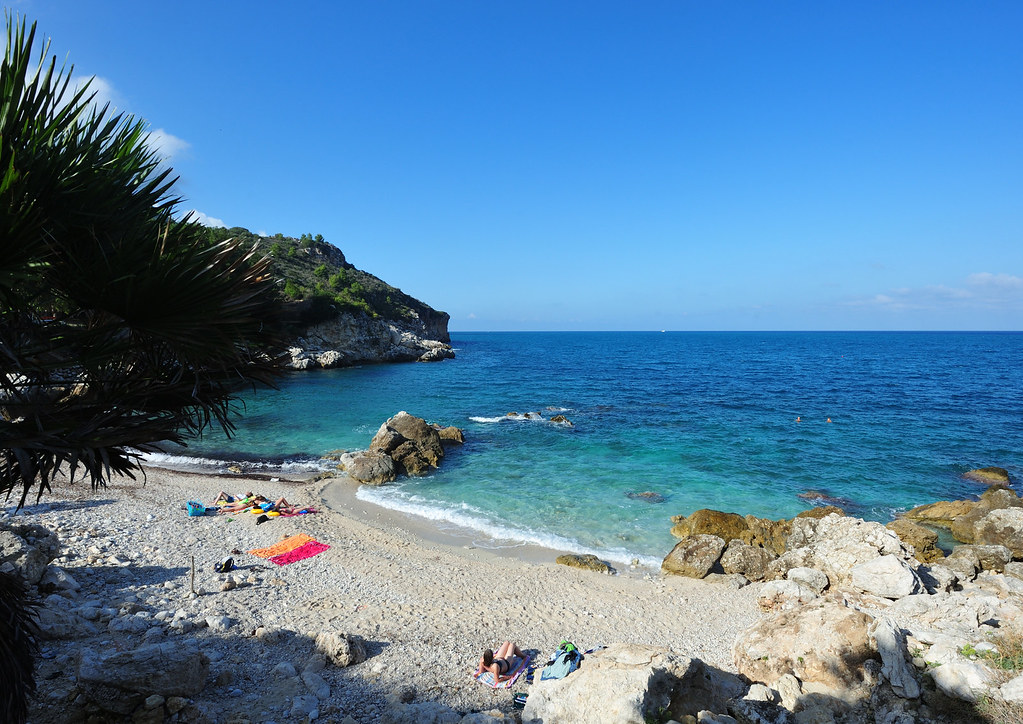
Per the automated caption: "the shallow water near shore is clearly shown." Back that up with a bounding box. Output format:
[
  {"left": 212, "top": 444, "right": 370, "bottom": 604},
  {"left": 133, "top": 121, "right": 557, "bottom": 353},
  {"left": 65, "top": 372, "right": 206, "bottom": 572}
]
[{"left": 151, "top": 331, "right": 1022, "bottom": 567}]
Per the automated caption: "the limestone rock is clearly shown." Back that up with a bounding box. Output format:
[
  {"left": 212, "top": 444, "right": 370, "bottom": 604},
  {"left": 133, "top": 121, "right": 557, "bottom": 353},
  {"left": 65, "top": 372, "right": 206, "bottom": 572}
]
[
  {"left": 928, "top": 660, "right": 992, "bottom": 702},
  {"left": 315, "top": 631, "right": 367, "bottom": 667},
  {"left": 850, "top": 555, "right": 923, "bottom": 599},
  {"left": 903, "top": 499, "right": 977, "bottom": 528},
  {"left": 964, "top": 467, "right": 1011, "bottom": 485},
  {"left": 435, "top": 425, "right": 465, "bottom": 444},
  {"left": 757, "top": 579, "right": 819, "bottom": 612},
  {"left": 77, "top": 642, "right": 209, "bottom": 706},
  {"left": 522, "top": 643, "right": 732, "bottom": 724},
  {"left": 345, "top": 450, "right": 397, "bottom": 485},
  {"left": 786, "top": 514, "right": 916, "bottom": 587},
  {"left": 869, "top": 616, "right": 920, "bottom": 699},
  {"left": 733, "top": 601, "right": 876, "bottom": 690},
  {"left": 917, "top": 564, "right": 958, "bottom": 594},
  {"left": 556, "top": 553, "right": 612, "bottom": 574},
  {"left": 973, "top": 508, "right": 1023, "bottom": 558},
  {"left": 720, "top": 540, "right": 776, "bottom": 581},
  {"left": 662, "top": 535, "right": 727, "bottom": 579},
  {"left": 744, "top": 516, "right": 792, "bottom": 556},
  {"left": 950, "top": 487, "right": 1023, "bottom": 543},
  {"left": 950, "top": 543, "right": 1012, "bottom": 572},
  {"left": 786, "top": 566, "right": 829, "bottom": 594},
  {"left": 371, "top": 411, "right": 445, "bottom": 476},
  {"left": 670, "top": 509, "right": 750, "bottom": 544},
  {"left": 885, "top": 519, "right": 944, "bottom": 563}
]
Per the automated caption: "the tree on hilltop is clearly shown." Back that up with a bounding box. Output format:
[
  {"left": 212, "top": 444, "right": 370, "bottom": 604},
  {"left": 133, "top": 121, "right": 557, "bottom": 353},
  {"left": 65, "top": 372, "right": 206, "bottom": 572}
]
[{"left": 0, "top": 16, "right": 286, "bottom": 718}]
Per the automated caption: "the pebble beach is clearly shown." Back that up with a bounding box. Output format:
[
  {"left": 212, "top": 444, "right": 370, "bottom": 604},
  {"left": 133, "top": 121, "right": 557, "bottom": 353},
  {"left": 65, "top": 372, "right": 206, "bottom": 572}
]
[{"left": 21, "top": 467, "right": 763, "bottom": 723}]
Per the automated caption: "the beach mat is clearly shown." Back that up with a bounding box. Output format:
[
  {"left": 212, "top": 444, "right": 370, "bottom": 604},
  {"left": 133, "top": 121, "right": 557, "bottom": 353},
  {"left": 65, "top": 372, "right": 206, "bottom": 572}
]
[
  {"left": 269, "top": 540, "right": 330, "bottom": 565},
  {"left": 475, "top": 653, "right": 532, "bottom": 689},
  {"left": 249, "top": 533, "right": 315, "bottom": 558}
]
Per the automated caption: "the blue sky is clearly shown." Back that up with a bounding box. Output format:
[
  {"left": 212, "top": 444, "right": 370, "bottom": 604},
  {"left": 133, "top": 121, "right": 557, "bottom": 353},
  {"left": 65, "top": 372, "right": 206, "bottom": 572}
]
[{"left": 12, "top": 1, "right": 1023, "bottom": 331}]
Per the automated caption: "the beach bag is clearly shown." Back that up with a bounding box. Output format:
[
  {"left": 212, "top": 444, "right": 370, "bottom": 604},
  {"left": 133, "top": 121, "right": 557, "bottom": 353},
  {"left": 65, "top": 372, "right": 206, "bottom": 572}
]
[
  {"left": 540, "top": 641, "right": 582, "bottom": 681},
  {"left": 186, "top": 501, "right": 207, "bottom": 517}
]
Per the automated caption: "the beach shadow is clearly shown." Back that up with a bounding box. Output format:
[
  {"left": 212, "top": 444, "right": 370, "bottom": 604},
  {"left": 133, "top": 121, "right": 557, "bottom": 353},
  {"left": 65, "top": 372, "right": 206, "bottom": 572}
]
[{"left": 5, "top": 498, "right": 118, "bottom": 514}]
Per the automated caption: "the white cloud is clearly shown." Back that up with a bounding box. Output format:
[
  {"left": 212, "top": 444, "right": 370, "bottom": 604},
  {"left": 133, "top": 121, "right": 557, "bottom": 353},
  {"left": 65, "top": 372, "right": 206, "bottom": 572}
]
[
  {"left": 75, "top": 75, "right": 122, "bottom": 113},
  {"left": 467, "top": 313, "right": 477, "bottom": 319},
  {"left": 147, "top": 128, "right": 190, "bottom": 161},
  {"left": 967, "top": 272, "right": 1023, "bottom": 290},
  {"left": 71, "top": 76, "right": 189, "bottom": 161},
  {"left": 186, "top": 210, "right": 226, "bottom": 228},
  {"left": 846, "top": 272, "right": 1022, "bottom": 312}
]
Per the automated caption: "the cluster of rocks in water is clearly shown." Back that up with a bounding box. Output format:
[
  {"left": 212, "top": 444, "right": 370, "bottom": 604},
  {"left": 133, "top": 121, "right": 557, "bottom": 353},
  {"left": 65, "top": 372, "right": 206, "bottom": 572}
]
[{"left": 337, "top": 411, "right": 465, "bottom": 485}]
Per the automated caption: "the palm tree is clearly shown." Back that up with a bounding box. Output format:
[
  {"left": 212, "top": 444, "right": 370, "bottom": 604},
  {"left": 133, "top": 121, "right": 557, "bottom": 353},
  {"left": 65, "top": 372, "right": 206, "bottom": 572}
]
[{"left": 1, "top": 17, "right": 287, "bottom": 721}]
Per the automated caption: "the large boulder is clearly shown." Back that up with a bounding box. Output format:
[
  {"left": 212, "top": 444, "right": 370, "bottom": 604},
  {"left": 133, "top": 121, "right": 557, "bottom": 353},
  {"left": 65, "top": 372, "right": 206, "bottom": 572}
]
[
  {"left": 744, "top": 515, "right": 792, "bottom": 555},
  {"left": 670, "top": 509, "right": 750, "bottom": 543},
  {"left": 850, "top": 555, "right": 923, "bottom": 599},
  {"left": 76, "top": 642, "right": 209, "bottom": 715},
  {"left": 720, "top": 540, "right": 776, "bottom": 581},
  {"left": 733, "top": 600, "right": 876, "bottom": 691},
  {"left": 371, "top": 411, "right": 445, "bottom": 475},
  {"left": 904, "top": 499, "right": 977, "bottom": 528},
  {"left": 973, "top": 508, "right": 1023, "bottom": 558},
  {"left": 315, "top": 631, "right": 367, "bottom": 667},
  {"left": 662, "top": 535, "right": 726, "bottom": 579},
  {"left": 869, "top": 616, "right": 920, "bottom": 699},
  {"left": 522, "top": 643, "right": 736, "bottom": 724},
  {"left": 950, "top": 487, "right": 1023, "bottom": 543},
  {"left": 343, "top": 450, "right": 397, "bottom": 484},
  {"left": 785, "top": 514, "right": 916, "bottom": 586},
  {"left": 886, "top": 519, "right": 945, "bottom": 563},
  {"left": 963, "top": 467, "right": 1011, "bottom": 486}
]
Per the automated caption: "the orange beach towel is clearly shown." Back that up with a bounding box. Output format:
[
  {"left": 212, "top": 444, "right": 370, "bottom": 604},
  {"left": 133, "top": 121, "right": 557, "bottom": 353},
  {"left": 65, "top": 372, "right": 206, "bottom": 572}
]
[{"left": 249, "top": 533, "right": 316, "bottom": 558}]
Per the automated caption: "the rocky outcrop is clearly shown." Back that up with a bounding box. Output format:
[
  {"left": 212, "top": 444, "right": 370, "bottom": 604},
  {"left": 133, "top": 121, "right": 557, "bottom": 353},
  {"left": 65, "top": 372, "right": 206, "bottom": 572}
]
[
  {"left": 76, "top": 642, "right": 210, "bottom": 716},
  {"left": 342, "top": 411, "right": 463, "bottom": 483},
  {"left": 522, "top": 643, "right": 738, "bottom": 724},
  {"left": 661, "top": 535, "right": 726, "bottom": 578},
  {"left": 285, "top": 312, "right": 454, "bottom": 370},
  {"left": 950, "top": 487, "right": 1023, "bottom": 543},
  {"left": 670, "top": 509, "right": 750, "bottom": 543},
  {"left": 886, "top": 518, "right": 945, "bottom": 563}
]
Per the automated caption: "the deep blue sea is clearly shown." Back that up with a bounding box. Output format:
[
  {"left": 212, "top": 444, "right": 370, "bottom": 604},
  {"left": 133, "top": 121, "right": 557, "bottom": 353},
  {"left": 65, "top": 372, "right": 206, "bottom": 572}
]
[{"left": 151, "top": 332, "right": 1022, "bottom": 567}]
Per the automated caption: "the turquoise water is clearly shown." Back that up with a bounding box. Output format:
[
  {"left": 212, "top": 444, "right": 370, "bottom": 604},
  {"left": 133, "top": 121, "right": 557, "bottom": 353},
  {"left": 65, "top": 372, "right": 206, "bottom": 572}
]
[{"left": 153, "top": 332, "right": 1023, "bottom": 567}]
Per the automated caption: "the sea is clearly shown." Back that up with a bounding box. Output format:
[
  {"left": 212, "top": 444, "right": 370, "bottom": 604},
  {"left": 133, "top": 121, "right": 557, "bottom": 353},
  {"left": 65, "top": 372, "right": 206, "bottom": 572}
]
[{"left": 148, "top": 331, "right": 1022, "bottom": 568}]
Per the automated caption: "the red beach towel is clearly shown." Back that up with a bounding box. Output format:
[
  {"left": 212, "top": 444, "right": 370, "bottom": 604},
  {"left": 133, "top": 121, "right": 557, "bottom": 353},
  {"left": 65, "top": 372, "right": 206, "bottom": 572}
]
[{"left": 268, "top": 540, "right": 330, "bottom": 565}]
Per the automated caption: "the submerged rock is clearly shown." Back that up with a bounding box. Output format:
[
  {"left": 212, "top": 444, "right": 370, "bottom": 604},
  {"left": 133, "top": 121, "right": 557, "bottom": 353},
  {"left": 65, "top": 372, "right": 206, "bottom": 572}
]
[{"left": 964, "top": 466, "right": 1011, "bottom": 485}]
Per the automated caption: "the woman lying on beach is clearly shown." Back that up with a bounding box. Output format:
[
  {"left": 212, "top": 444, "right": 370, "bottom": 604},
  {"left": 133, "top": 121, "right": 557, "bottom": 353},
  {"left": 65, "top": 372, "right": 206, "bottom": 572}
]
[
  {"left": 214, "top": 491, "right": 254, "bottom": 504},
  {"left": 475, "top": 641, "right": 525, "bottom": 683},
  {"left": 216, "top": 495, "right": 304, "bottom": 516}
]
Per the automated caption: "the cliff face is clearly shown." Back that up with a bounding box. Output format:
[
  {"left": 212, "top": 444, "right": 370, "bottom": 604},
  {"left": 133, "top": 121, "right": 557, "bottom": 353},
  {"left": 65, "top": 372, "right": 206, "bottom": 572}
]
[{"left": 286, "top": 310, "right": 454, "bottom": 369}]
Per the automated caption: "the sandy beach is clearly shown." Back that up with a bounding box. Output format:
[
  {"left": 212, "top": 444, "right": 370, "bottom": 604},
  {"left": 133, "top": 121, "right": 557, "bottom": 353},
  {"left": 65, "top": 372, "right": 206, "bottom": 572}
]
[{"left": 16, "top": 466, "right": 765, "bottom": 722}]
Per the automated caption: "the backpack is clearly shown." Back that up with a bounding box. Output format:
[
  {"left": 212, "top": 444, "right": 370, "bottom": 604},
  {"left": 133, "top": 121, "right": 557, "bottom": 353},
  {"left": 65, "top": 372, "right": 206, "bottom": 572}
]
[{"left": 540, "top": 641, "right": 583, "bottom": 681}]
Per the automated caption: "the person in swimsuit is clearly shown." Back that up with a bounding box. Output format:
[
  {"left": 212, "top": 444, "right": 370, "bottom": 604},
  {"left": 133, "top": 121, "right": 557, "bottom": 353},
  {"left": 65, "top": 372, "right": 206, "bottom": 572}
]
[{"left": 475, "top": 641, "right": 525, "bottom": 682}]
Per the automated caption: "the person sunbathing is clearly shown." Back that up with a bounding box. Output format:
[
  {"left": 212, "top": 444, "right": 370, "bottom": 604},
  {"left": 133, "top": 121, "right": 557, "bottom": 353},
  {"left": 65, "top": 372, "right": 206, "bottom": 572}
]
[
  {"left": 475, "top": 641, "right": 525, "bottom": 683},
  {"left": 216, "top": 494, "right": 267, "bottom": 514},
  {"left": 214, "top": 491, "right": 254, "bottom": 504}
]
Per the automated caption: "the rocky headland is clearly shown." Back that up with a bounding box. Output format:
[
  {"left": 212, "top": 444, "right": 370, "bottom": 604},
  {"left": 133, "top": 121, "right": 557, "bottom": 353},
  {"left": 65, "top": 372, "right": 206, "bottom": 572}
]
[{"left": 285, "top": 313, "right": 455, "bottom": 370}]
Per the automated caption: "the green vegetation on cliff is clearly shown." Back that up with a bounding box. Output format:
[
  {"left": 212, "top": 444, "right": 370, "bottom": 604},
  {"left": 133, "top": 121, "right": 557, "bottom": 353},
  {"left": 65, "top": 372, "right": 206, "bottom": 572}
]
[{"left": 202, "top": 226, "right": 438, "bottom": 328}]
